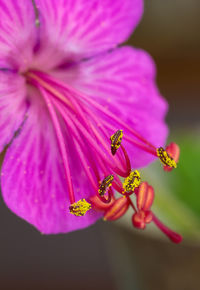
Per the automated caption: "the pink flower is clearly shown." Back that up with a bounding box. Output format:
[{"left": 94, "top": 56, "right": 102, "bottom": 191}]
[{"left": 0, "top": 0, "right": 169, "bottom": 234}]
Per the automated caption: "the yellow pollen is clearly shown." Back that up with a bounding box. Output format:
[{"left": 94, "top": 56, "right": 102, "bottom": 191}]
[
  {"left": 98, "top": 175, "right": 114, "bottom": 196},
  {"left": 69, "top": 199, "right": 91, "bottom": 216},
  {"left": 156, "top": 147, "right": 177, "bottom": 168},
  {"left": 110, "top": 130, "right": 123, "bottom": 155},
  {"left": 123, "top": 170, "right": 141, "bottom": 193}
]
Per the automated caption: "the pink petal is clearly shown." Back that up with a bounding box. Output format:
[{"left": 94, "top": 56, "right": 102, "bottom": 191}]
[
  {"left": 54, "top": 46, "right": 168, "bottom": 168},
  {"left": 0, "top": 0, "right": 37, "bottom": 72},
  {"left": 0, "top": 72, "right": 28, "bottom": 153},
  {"left": 33, "top": 0, "right": 143, "bottom": 67},
  {"left": 1, "top": 95, "right": 101, "bottom": 234}
]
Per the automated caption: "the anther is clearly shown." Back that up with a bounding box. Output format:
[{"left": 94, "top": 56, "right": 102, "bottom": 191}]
[
  {"left": 110, "top": 130, "right": 123, "bottom": 155},
  {"left": 98, "top": 175, "right": 114, "bottom": 196},
  {"left": 163, "top": 143, "right": 180, "bottom": 171},
  {"left": 69, "top": 199, "right": 91, "bottom": 216},
  {"left": 157, "top": 147, "right": 177, "bottom": 168},
  {"left": 123, "top": 170, "right": 141, "bottom": 193}
]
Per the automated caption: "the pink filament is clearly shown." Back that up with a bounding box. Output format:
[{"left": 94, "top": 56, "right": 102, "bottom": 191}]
[
  {"left": 38, "top": 85, "right": 76, "bottom": 204},
  {"left": 33, "top": 71, "right": 157, "bottom": 151},
  {"left": 26, "top": 71, "right": 158, "bottom": 212}
]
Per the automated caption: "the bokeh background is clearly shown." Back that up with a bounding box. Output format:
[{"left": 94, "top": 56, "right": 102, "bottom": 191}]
[{"left": 0, "top": 1, "right": 199, "bottom": 289}]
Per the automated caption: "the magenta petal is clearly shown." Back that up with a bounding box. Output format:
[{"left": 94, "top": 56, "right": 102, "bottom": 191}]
[
  {"left": 0, "top": 0, "right": 37, "bottom": 71},
  {"left": 34, "top": 0, "right": 143, "bottom": 62},
  {"left": 1, "top": 98, "right": 100, "bottom": 234},
  {"left": 55, "top": 46, "right": 168, "bottom": 168},
  {"left": 0, "top": 73, "right": 28, "bottom": 152}
]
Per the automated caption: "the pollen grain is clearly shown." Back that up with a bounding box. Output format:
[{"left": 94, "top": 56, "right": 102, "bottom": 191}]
[
  {"left": 98, "top": 175, "right": 114, "bottom": 196},
  {"left": 69, "top": 199, "right": 91, "bottom": 216},
  {"left": 123, "top": 170, "right": 141, "bottom": 193},
  {"left": 110, "top": 130, "right": 123, "bottom": 155},
  {"left": 157, "top": 147, "right": 177, "bottom": 168}
]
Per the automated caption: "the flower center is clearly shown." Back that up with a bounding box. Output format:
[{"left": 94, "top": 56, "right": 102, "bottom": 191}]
[
  {"left": 24, "top": 71, "right": 132, "bottom": 205},
  {"left": 24, "top": 70, "right": 178, "bottom": 213}
]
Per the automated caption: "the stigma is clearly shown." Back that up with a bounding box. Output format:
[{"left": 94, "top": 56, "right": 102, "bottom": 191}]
[
  {"left": 69, "top": 199, "right": 91, "bottom": 216},
  {"left": 156, "top": 147, "right": 177, "bottom": 168},
  {"left": 110, "top": 130, "right": 123, "bottom": 155},
  {"left": 123, "top": 170, "right": 141, "bottom": 193}
]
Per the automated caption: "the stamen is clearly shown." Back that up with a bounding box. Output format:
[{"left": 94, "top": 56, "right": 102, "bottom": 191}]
[
  {"left": 79, "top": 105, "right": 126, "bottom": 166},
  {"left": 95, "top": 117, "right": 157, "bottom": 156},
  {"left": 69, "top": 199, "right": 91, "bottom": 216},
  {"left": 51, "top": 99, "right": 100, "bottom": 192},
  {"left": 157, "top": 147, "right": 177, "bottom": 168},
  {"left": 30, "top": 71, "right": 157, "bottom": 160},
  {"left": 73, "top": 137, "right": 99, "bottom": 192},
  {"left": 51, "top": 98, "right": 114, "bottom": 205},
  {"left": 110, "top": 130, "right": 123, "bottom": 155},
  {"left": 98, "top": 175, "right": 114, "bottom": 196},
  {"left": 76, "top": 92, "right": 156, "bottom": 148},
  {"left": 93, "top": 151, "right": 124, "bottom": 196},
  {"left": 35, "top": 72, "right": 156, "bottom": 150},
  {"left": 68, "top": 111, "right": 127, "bottom": 177},
  {"left": 90, "top": 124, "right": 127, "bottom": 175},
  {"left": 33, "top": 77, "right": 120, "bottom": 200},
  {"left": 84, "top": 103, "right": 157, "bottom": 171},
  {"left": 38, "top": 86, "right": 76, "bottom": 204},
  {"left": 65, "top": 92, "right": 126, "bottom": 172},
  {"left": 46, "top": 87, "right": 127, "bottom": 177},
  {"left": 123, "top": 170, "right": 141, "bottom": 193}
]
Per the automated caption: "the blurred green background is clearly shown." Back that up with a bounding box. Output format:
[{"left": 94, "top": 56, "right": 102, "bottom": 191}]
[{"left": 0, "top": 1, "right": 199, "bottom": 290}]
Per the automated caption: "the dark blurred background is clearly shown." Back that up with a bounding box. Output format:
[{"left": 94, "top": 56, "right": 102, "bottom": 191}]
[{"left": 0, "top": 1, "right": 200, "bottom": 289}]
